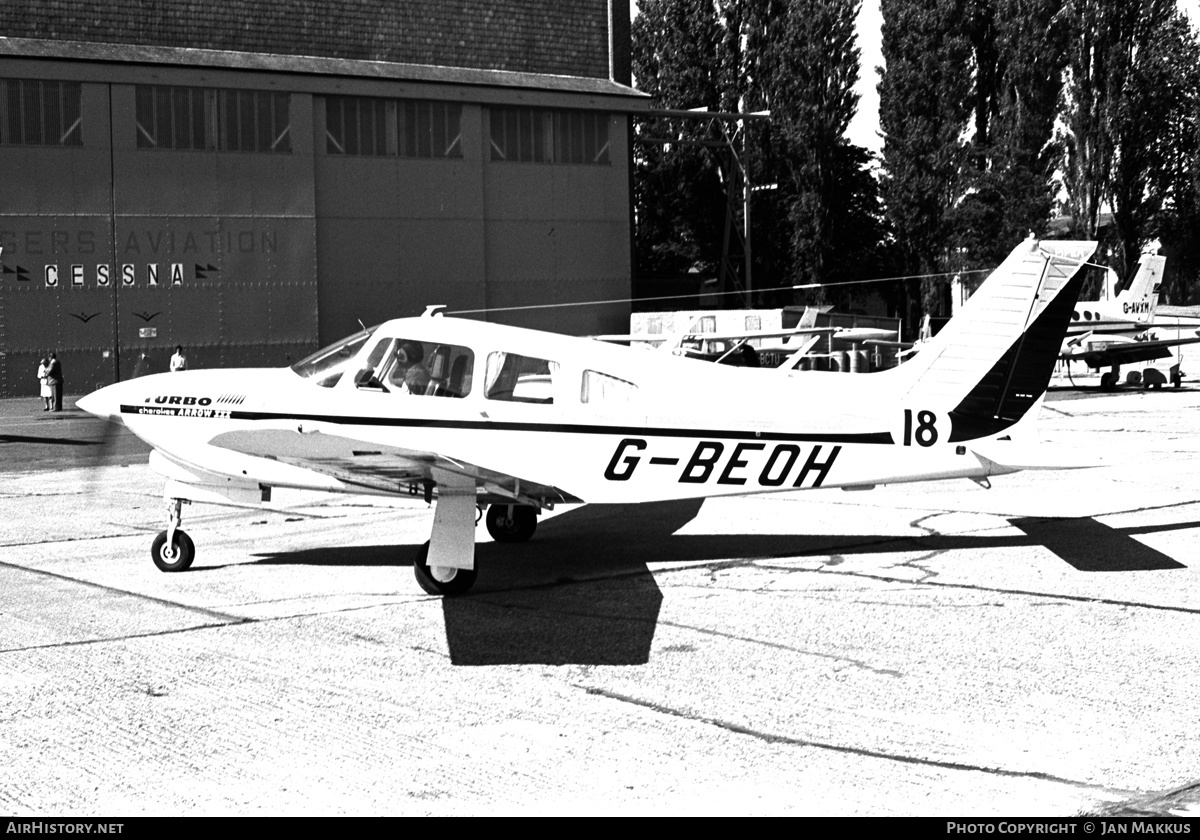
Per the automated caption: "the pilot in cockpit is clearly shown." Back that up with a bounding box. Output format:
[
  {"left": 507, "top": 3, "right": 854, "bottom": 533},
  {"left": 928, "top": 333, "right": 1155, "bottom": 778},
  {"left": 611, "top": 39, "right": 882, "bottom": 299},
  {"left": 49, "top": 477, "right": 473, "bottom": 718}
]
[{"left": 388, "top": 341, "right": 429, "bottom": 394}]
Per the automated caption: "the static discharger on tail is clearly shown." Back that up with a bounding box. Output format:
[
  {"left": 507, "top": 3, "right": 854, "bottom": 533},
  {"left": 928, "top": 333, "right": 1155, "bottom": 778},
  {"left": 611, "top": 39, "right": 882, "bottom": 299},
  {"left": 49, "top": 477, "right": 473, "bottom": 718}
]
[{"left": 79, "top": 237, "right": 1099, "bottom": 596}]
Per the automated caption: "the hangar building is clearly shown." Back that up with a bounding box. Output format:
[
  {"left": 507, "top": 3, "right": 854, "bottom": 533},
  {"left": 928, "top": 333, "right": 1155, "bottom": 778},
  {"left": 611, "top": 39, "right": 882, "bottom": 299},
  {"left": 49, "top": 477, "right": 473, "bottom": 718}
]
[{"left": 0, "top": 1, "right": 643, "bottom": 397}]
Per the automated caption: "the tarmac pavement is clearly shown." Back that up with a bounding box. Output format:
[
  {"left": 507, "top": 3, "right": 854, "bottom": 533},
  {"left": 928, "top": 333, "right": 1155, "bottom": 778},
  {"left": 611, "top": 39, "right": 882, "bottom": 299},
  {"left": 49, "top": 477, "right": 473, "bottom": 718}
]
[
  {"left": 2, "top": 378, "right": 1200, "bottom": 815},
  {"left": 0, "top": 394, "right": 150, "bottom": 473}
]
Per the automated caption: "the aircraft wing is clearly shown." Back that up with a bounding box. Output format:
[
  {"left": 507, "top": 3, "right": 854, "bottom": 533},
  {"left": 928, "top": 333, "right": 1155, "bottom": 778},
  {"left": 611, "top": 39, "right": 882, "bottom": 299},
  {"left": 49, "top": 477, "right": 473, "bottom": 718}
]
[
  {"left": 1062, "top": 334, "right": 1200, "bottom": 369},
  {"left": 862, "top": 338, "right": 915, "bottom": 349},
  {"left": 591, "top": 326, "right": 839, "bottom": 344},
  {"left": 208, "top": 427, "right": 575, "bottom": 506},
  {"left": 827, "top": 327, "right": 898, "bottom": 343}
]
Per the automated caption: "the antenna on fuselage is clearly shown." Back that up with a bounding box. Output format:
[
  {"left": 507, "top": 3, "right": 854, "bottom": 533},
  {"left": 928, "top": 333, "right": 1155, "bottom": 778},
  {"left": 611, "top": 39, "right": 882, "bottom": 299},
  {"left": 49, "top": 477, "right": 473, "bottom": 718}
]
[{"left": 422, "top": 305, "right": 448, "bottom": 318}]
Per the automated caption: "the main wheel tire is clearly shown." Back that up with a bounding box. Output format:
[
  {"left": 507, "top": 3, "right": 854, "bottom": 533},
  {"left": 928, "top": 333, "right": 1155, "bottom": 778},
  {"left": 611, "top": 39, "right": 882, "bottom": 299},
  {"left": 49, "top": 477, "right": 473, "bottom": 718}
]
[
  {"left": 151, "top": 530, "right": 195, "bottom": 572},
  {"left": 413, "top": 541, "right": 477, "bottom": 596},
  {"left": 484, "top": 504, "right": 537, "bottom": 543}
]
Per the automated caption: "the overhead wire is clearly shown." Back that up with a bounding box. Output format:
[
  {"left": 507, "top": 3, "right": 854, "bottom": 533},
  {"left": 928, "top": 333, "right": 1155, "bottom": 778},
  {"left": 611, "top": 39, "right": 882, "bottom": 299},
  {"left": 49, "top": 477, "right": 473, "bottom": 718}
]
[{"left": 444, "top": 267, "right": 997, "bottom": 316}]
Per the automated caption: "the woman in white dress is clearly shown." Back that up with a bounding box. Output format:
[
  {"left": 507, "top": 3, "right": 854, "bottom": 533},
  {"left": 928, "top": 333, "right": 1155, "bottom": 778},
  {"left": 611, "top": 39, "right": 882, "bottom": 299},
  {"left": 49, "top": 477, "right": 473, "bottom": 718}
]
[{"left": 36, "top": 357, "right": 52, "bottom": 411}]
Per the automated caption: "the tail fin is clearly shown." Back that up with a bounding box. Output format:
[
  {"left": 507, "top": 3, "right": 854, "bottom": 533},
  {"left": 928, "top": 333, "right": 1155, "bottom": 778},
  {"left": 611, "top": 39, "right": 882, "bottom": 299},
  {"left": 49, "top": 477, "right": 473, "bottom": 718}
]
[
  {"left": 1113, "top": 249, "right": 1164, "bottom": 324},
  {"left": 897, "top": 237, "right": 1096, "bottom": 441}
]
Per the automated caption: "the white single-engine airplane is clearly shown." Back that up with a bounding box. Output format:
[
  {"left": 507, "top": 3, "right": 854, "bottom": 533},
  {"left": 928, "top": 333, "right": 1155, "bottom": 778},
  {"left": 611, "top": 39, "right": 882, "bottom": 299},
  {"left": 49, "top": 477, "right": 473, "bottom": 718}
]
[
  {"left": 80, "top": 237, "right": 1097, "bottom": 596},
  {"left": 1061, "top": 247, "right": 1200, "bottom": 389}
]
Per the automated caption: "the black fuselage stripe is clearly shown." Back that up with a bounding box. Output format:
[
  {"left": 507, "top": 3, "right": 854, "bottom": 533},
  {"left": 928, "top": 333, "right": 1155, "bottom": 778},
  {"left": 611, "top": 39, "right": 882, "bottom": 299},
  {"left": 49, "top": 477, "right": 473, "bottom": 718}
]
[{"left": 120, "top": 405, "right": 895, "bottom": 444}]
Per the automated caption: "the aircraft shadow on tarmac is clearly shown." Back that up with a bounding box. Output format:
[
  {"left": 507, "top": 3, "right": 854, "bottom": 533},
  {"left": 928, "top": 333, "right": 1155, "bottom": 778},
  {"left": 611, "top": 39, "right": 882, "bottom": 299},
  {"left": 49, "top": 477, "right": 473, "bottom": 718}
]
[
  {"left": 247, "top": 501, "right": 1186, "bottom": 667},
  {"left": 1009, "top": 517, "right": 1185, "bottom": 572},
  {"left": 251, "top": 499, "right": 704, "bottom": 666}
]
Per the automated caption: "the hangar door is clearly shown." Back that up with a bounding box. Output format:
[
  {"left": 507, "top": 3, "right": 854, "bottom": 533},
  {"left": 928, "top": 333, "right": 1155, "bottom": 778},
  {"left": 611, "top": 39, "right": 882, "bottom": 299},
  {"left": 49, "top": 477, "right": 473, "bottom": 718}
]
[{"left": 0, "top": 78, "right": 319, "bottom": 398}]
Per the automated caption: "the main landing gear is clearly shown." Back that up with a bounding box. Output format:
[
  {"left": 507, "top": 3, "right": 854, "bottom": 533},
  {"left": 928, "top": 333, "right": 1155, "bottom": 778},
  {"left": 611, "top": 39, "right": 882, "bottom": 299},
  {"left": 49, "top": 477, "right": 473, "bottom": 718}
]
[
  {"left": 151, "top": 498, "right": 194, "bottom": 572},
  {"left": 413, "top": 541, "right": 478, "bottom": 596},
  {"left": 412, "top": 503, "right": 540, "bottom": 596},
  {"left": 484, "top": 504, "right": 538, "bottom": 543},
  {"left": 1100, "top": 367, "right": 1121, "bottom": 391},
  {"left": 144, "top": 492, "right": 540, "bottom": 596}
]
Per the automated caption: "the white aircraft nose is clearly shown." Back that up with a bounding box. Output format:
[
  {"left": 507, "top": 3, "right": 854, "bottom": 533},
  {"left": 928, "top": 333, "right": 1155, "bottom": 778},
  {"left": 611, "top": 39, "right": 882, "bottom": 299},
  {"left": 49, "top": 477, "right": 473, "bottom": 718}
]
[{"left": 77, "top": 382, "right": 124, "bottom": 423}]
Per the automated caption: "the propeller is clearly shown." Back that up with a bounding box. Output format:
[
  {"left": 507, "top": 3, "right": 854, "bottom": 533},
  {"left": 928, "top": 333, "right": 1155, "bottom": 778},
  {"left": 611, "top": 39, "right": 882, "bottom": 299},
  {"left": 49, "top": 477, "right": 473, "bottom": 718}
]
[{"left": 73, "top": 377, "right": 153, "bottom": 506}]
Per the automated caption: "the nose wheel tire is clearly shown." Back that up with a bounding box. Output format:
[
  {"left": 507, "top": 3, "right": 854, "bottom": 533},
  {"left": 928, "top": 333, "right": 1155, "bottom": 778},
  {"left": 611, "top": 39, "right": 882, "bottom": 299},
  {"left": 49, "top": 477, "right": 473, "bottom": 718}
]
[
  {"left": 484, "top": 504, "right": 538, "bottom": 543},
  {"left": 413, "top": 541, "right": 477, "bottom": 596},
  {"left": 151, "top": 530, "right": 195, "bottom": 572}
]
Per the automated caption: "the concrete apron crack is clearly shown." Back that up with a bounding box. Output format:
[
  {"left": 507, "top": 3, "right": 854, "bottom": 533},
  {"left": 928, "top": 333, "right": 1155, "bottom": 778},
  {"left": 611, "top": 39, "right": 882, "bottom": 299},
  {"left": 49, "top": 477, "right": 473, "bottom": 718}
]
[
  {"left": 0, "top": 557, "right": 246, "bottom": 623},
  {"left": 577, "top": 685, "right": 1136, "bottom": 797}
]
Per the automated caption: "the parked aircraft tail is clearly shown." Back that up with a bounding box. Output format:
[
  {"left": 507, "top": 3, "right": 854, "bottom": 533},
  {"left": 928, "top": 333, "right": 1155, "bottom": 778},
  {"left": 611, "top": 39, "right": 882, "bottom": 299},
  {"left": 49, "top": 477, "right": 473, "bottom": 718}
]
[
  {"left": 1113, "top": 250, "right": 1165, "bottom": 324},
  {"left": 894, "top": 237, "right": 1096, "bottom": 441}
]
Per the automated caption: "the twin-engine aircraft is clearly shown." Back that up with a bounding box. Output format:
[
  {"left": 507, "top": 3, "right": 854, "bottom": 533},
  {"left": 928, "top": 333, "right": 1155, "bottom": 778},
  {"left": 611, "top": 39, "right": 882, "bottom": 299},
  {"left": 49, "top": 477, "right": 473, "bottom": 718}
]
[
  {"left": 80, "top": 237, "right": 1097, "bottom": 596},
  {"left": 1060, "top": 248, "right": 1200, "bottom": 388}
]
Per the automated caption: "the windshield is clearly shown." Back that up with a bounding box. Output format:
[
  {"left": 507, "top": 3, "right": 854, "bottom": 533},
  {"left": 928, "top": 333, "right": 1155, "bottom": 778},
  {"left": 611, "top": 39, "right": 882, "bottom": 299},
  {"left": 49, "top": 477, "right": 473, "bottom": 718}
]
[{"left": 290, "top": 325, "right": 377, "bottom": 387}]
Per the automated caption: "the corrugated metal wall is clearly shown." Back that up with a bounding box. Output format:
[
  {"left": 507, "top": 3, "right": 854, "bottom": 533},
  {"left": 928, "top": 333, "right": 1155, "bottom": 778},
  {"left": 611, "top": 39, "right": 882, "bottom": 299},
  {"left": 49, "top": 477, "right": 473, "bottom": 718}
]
[
  {"left": 0, "top": 80, "right": 319, "bottom": 396},
  {"left": 0, "top": 1, "right": 638, "bottom": 394},
  {"left": 0, "top": 68, "right": 635, "bottom": 397},
  {"left": 312, "top": 101, "right": 631, "bottom": 341}
]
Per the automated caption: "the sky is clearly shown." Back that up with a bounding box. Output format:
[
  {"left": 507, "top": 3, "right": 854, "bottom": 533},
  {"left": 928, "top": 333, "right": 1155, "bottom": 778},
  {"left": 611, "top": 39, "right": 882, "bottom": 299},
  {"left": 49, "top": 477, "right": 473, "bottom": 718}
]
[
  {"left": 847, "top": 0, "right": 883, "bottom": 152},
  {"left": 633, "top": 0, "right": 1200, "bottom": 155}
]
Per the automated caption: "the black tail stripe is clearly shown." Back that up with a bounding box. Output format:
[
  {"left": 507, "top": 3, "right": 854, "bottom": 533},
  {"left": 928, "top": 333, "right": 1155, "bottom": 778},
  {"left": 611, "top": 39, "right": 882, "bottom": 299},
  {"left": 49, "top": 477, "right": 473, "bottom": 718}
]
[{"left": 948, "top": 268, "right": 1086, "bottom": 441}]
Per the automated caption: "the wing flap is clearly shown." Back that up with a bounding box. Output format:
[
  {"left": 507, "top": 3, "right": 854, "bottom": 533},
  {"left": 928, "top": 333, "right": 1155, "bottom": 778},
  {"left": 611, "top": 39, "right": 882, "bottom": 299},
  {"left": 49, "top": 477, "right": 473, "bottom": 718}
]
[{"left": 209, "top": 428, "right": 572, "bottom": 504}]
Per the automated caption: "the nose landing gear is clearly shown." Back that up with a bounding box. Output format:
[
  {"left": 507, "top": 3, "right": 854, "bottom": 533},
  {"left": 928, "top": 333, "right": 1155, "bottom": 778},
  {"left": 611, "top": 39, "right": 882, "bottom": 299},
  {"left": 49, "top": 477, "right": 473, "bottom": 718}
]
[{"left": 151, "top": 498, "right": 194, "bottom": 572}]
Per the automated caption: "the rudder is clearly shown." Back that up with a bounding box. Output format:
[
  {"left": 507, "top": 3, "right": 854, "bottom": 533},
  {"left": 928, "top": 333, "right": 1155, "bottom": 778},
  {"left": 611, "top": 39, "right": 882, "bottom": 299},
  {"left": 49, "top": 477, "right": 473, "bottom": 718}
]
[{"left": 897, "top": 238, "right": 1096, "bottom": 441}]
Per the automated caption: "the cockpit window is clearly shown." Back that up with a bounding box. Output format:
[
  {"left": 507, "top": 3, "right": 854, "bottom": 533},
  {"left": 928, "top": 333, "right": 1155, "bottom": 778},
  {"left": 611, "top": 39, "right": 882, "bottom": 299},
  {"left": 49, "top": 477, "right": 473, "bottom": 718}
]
[
  {"left": 485, "top": 352, "right": 558, "bottom": 403},
  {"left": 355, "top": 338, "right": 475, "bottom": 397},
  {"left": 290, "top": 326, "right": 377, "bottom": 387},
  {"left": 353, "top": 338, "right": 397, "bottom": 390}
]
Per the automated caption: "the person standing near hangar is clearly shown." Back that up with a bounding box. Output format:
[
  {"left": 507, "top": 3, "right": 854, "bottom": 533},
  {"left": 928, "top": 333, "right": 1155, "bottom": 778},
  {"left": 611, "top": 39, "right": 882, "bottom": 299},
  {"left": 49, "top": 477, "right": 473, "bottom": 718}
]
[
  {"left": 37, "top": 357, "right": 52, "bottom": 411},
  {"left": 47, "top": 352, "right": 63, "bottom": 412}
]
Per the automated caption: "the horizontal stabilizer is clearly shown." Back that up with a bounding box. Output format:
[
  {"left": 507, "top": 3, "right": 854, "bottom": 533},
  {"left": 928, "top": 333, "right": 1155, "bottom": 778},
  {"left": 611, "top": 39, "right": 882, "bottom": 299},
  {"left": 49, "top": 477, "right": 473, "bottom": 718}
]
[{"left": 970, "top": 441, "right": 1102, "bottom": 473}]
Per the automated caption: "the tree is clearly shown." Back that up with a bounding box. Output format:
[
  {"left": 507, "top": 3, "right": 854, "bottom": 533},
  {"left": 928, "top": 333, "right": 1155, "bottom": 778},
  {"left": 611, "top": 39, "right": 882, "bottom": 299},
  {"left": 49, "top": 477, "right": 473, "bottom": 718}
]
[
  {"left": 746, "top": 0, "right": 866, "bottom": 295},
  {"left": 948, "top": 0, "right": 1067, "bottom": 270},
  {"left": 1154, "top": 11, "right": 1200, "bottom": 304},
  {"left": 1056, "top": 0, "right": 1111, "bottom": 250},
  {"left": 631, "top": 0, "right": 726, "bottom": 277},
  {"left": 1108, "top": 3, "right": 1198, "bottom": 282},
  {"left": 879, "top": 0, "right": 972, "bottom": 323},
  {"left": 881, "top": 0, "right": 1066, "bottom": 325},
  {"left": 633, "top": 0, "right": 888, "bottom": 310},
  {"left": 1055, "top": 0, "right": 1192, "bottom": 284}
]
